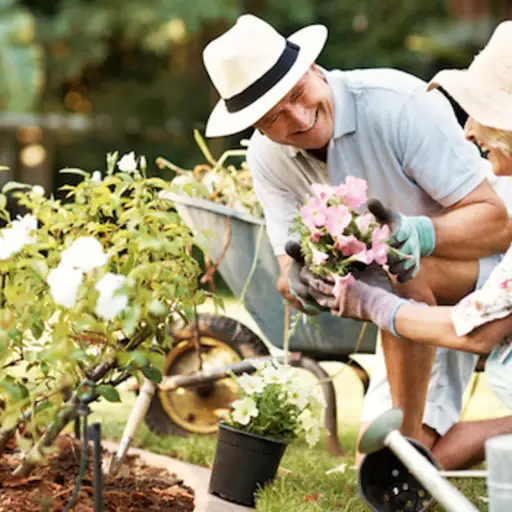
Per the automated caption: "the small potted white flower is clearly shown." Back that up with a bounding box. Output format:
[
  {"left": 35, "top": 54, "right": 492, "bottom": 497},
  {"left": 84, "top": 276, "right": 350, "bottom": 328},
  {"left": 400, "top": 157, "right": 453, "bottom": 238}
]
[{"left": 208, "top": 360, "right": 326, "bottom": 507}]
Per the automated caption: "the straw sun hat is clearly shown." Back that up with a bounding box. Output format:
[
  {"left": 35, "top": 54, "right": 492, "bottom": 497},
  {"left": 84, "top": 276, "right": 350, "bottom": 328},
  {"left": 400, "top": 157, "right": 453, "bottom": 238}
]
[
  {"left": 202, "top": 14, "right": 328, "bottom": 137},
  {"left": 428, "top": 21, "right": 512, "bottom": 131}
]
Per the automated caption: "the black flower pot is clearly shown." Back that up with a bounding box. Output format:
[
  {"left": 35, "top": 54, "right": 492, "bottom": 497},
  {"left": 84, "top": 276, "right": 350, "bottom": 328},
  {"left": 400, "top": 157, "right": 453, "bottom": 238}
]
[{"left": 209, "top": 422, "right": 288, "bottom": 507}]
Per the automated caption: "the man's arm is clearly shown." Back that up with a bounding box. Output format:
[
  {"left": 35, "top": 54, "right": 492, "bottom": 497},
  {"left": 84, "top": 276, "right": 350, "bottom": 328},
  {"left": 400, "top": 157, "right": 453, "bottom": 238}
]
[
  {"left": 247, "top": 136, "right": 316, "bottom": 314},
  {"left": 432, "top": 179, "right": 512, "bottom": 259},
  {"left": 396, "top": 89, "right": 511, "bottom": 262}
]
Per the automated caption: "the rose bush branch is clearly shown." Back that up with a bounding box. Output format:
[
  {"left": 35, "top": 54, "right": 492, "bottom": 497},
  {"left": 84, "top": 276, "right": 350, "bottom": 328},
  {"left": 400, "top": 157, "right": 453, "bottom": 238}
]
[{"left": 0, "top": 151, "right": 208, "bottom": 474}]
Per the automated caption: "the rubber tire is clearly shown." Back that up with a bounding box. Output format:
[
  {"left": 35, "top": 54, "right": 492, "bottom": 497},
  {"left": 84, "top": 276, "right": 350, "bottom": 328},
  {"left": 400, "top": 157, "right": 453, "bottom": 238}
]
[{"left": 144, "top": 313, "right": 270, "bottom": 437}]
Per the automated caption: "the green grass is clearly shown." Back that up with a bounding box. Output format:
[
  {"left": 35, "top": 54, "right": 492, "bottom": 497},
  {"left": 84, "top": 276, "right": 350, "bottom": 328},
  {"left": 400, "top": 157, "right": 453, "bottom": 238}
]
[{"left": 88, "top": 296, "right": 506, "bottom": 511}]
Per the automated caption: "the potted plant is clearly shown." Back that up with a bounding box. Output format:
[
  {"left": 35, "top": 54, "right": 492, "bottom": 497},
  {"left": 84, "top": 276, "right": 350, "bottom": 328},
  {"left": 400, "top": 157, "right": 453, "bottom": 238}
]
[
  {"left": 208, "top": 359, "right": 326, "bottom": 507},
  {"left": 0, "top": 151, "right": 208, "bottom": 509}
]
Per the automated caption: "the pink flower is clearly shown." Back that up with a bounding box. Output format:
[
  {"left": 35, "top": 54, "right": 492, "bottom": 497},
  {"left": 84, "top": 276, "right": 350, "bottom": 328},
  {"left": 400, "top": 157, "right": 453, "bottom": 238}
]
[
  {"left": 311, "top": 229, "right": 322, "bottom": 242},
  {"left": 325, "top": 205, "right": 352, "bottom": 239},
  {"left": 300, "top": 197, "right": 328, "bottom": 230},
  {"left": 311, "top": 249, "right": 329, "bottom": 266},
  {"left": 344, "top": 176, "right": 368, "bottom": 209},
  {"left": 372, "top": 225, "right": 390, "bottom": 245},
  {"left": 355, "top": 213, "right": 375, "bottom": 236},
  {"left": 335, "top": 176, "right": 368, "bottom": 209},
  {"left": 350, "top": 250, "right": 374, "bottom": 265},
  {"left": 370, "top": 242, "right": 389, "bottom": 265},
  {"left": 311, "top": 183, "right": 334, "bottom": 203},
  {"left": 332, "top": 273, "right": 355, "bottom": 298},
  {"left": 336, "top": 235, "right": 367, "bottom": 257}
]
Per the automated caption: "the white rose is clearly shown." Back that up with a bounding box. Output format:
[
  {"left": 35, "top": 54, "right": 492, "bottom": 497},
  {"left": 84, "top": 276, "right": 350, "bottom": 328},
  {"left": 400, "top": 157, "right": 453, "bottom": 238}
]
[
  {"left": 94, "top": 273, "right": 128, "bottom": 321},
  {"left": 61, "top": 236, "right": 108, "bottom": 272},
  {"left": 0, "top": 227, "right": 32, "bottom": 260},
  {"left": 47, "top": 264, "right": 84, "bottom": 308},
  {"left": 117, "top": 151, "right": 138, "bottom": 172},
  {"left": 92, "top": 170, "right": 102, "bottom": 183},
  {"left": 12, "top": 214, "right": 38, "bottom": 234},
  {"left": 32, "top": 185, "right": 45, "bottom": 196},
  {"left": 231, "top": 396, "right": 258, "bottom": 426}
]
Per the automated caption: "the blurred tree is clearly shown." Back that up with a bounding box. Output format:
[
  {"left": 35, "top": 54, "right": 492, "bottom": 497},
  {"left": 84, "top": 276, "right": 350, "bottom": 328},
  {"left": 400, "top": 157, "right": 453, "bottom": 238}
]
[
  {"left": 2, "top": 0, "right": 502, "bottom": 182},
  {"left": 0, "top": 0, "right": 42, "bottom": 112}
]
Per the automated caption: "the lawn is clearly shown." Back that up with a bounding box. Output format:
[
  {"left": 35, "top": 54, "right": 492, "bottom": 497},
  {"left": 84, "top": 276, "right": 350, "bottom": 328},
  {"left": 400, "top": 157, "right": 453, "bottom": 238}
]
[{"left": 89, "top": 296, "right": 508, "bottom": 511}]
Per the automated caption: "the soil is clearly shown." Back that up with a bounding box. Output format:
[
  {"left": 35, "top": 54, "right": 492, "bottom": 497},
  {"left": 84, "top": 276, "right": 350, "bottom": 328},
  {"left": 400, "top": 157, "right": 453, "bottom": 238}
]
[{"left": 0, "top": 435, "right": 195, "bottom": 511}]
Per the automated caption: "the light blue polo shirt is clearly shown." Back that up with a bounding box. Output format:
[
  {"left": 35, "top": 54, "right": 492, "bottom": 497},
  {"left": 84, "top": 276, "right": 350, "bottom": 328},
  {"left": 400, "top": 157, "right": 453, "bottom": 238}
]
[{"left": 247, "top": 68, "right": 488, "bottom": 256}]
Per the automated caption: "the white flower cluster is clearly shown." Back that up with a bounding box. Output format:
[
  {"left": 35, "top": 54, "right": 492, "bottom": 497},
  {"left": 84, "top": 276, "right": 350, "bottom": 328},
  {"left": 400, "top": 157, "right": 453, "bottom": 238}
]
[
  {"left": 47, "top": 236, "right": 128, "bottom": 320},
  {"left": 0, "top": 213, "right": 38, "bottom": 260},
  {"left": 230, "top": 361, "right": 326, "bottom": 447}
]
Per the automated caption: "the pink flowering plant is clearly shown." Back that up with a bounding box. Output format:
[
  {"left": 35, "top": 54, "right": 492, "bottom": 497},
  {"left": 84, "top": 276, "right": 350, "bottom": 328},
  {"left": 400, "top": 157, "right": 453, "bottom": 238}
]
[{"left": 291, "top": 176, "right": 393, "bottom": 296}]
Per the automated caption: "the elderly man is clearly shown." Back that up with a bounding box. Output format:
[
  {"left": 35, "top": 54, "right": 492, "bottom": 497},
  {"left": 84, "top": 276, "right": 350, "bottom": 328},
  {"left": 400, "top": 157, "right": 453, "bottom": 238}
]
[{"left": 202, "top": 14, "right": 512, "bottom": 469}]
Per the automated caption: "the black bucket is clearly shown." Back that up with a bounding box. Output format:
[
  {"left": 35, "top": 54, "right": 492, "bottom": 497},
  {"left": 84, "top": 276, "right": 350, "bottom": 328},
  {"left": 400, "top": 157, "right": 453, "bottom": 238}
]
[
  {"left": 358, "top": 438, "right": 440, "bottom": 512},
  {"left": 209, "top": 422, "right": 288, "bottom": 507}
]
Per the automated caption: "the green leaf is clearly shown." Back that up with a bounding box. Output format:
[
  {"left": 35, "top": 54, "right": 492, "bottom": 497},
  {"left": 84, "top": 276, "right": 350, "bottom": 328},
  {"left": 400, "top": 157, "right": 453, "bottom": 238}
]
[
  {"left": 122, "top": 305, "right": 140, "bottom": 337},
  {"left": 59, "top": 167, "right": 89, "bottom": 177},
  {"left": 141, "top": 365, "right": 162, "bottom": 383},
  {"left": 149, "top": 300, "right": 167, "bottom": 317},
  {"left": 30, "top": 314, "right": 44, "bottom": 339},
  {"left": 96, "top": 384, "right": 121, "bottom": 403},
  {"left": 2, "top": 181, "right": 31, "bottom": 193},
  {"left": 40, "top": 360, "right": 49, "bottom": 376},
  {"left": 0, "top": 378, "right": 28, "bottom": 401},
  {"left": 147, "top": 351, "right": 164, "bottom": 372}
]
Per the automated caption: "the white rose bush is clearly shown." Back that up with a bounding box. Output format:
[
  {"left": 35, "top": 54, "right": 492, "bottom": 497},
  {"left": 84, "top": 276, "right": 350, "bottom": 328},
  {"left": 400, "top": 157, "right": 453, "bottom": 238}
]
[
  {"left": 225, "top": 360, "right": 326, "bottom": 448},
  {"left": 0, "top": 151, "right": 210, "bottom": 475}
]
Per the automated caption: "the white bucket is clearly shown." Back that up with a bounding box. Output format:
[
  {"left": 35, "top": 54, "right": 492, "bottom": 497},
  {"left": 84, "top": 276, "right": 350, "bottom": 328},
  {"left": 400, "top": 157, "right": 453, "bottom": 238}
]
[{"left": 486, "top": 434, "right": 512, "bottom": 512}]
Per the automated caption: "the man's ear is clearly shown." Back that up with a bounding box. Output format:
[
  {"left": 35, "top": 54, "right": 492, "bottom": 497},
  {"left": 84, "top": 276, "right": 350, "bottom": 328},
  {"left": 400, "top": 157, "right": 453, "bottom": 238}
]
[{"left": 310, "top": 62, "right": 327, "bottom": 83}]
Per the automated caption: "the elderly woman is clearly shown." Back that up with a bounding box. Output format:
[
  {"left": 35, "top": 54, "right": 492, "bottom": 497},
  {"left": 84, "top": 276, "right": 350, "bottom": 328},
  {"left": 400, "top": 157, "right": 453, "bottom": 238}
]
[{"left": 295, "top": 20, "right": 512, "bottom": 410}]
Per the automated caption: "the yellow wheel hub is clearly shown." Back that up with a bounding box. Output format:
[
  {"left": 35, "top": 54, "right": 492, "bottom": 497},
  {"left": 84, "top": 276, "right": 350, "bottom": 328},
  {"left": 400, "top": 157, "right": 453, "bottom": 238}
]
[{"left": 158, "top": 337, "right": 242, "bottom": 435}]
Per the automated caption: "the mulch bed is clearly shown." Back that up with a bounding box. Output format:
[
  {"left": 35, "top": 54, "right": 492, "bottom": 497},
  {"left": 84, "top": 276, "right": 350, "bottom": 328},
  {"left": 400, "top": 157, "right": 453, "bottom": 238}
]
[{"left": 0, "top": 435, "right": 195, "bottom": 511}]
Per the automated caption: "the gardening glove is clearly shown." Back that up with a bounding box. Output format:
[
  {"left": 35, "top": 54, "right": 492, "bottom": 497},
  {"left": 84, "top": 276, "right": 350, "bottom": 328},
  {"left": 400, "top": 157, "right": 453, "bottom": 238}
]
[
  {"left": 301, "top": 263, "right": 408, "bottom": 335},
  {"left": 284, "top": 240, "right": 327, "bottom": 314},
  {"left": 367, "top": 199, "right": 435, "bottom": 283}
]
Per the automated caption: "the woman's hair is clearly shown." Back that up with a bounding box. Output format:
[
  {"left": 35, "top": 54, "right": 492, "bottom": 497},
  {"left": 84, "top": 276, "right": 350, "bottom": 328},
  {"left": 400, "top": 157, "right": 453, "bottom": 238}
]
[{"left": 472, "top": 121, "right": 512, "bottom": 156}]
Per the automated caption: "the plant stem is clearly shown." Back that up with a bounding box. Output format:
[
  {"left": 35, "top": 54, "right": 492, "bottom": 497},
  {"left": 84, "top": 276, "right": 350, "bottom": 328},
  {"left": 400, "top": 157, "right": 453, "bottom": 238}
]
[
  {"left": 11, "top": 325, "right": 153, "bottom": 476},
  {"left": 12, "top": 361, "right": 114, "bottom": 477}
]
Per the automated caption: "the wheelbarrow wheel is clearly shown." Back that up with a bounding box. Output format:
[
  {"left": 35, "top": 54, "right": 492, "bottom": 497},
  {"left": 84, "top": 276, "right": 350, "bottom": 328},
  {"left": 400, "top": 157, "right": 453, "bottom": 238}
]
[{"left": 144, "top": 313, "right": 270, "bottom": 437}]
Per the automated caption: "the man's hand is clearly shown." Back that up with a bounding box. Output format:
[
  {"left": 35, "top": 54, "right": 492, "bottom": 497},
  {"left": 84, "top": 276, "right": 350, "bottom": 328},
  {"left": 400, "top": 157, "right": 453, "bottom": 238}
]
[
  {"left": 368, "top": 199, "right": 435, "bottom": 282},
  {"left": 283, "top": 241, "right": 326, "bottom": 315},
  {"left": 300, "top": 264, "right": 406, "bottom": 332}
]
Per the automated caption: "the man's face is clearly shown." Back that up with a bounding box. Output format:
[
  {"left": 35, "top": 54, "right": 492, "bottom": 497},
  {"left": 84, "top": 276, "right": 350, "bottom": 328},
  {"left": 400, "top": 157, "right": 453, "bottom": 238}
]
[{"left": 253, "top": 65, "right": 334, "bottom": 150}]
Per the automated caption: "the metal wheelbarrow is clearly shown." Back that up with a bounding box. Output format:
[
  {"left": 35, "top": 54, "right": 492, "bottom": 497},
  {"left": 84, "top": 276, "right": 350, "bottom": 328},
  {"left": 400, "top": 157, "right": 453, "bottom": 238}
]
[{"left": 107, "top": 193, "right": 379, "bottom": 474}]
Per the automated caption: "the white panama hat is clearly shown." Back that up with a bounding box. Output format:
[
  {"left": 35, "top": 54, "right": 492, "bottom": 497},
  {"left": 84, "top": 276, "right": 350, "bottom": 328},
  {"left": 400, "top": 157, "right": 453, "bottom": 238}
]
[
  {"left": 428, "top": 20, "right": 512, "bottom": 131},
  {"left": 202, "top": 14, "right": 328, "bottom": 137}
]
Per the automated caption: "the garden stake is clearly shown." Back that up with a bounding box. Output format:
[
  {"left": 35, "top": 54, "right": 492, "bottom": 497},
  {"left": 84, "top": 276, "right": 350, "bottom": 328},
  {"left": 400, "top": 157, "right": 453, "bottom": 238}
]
[
  {"left": 65, "top": 384, "right": 101, "bottom": 512},
  {"left": 107, "top": 378, "right": 157, "bottom": 476},
  {"left": 87, "top": 423, "right": 104, "bottom": 512},
  {"left": 359, "top": 408, "right": 479, "bottom": 512}
]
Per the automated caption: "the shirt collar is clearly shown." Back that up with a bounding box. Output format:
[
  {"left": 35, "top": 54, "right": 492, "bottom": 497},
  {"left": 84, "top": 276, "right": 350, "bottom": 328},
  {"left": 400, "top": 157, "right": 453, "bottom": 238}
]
[{"left": 284, "top": 69, "right": 357, "bottom": 158}]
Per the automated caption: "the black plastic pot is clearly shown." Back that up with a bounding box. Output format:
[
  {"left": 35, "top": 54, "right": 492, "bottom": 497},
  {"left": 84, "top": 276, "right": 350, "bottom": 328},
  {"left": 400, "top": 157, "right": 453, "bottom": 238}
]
[
  {"left": 358, "top": 437, "right": 441, "bottom": 512},
  {"left": 208, "top": 422, "right": 288, "bottom": 507}
]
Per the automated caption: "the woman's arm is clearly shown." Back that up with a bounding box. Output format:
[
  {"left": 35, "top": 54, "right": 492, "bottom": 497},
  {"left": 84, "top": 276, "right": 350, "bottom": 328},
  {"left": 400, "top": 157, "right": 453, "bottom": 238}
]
[
  {"left": 393, "top": 303, "right": 512, "bottom": 354},
  {"left": 302, "top": 267, "right": 512, "bottom": 354}
]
